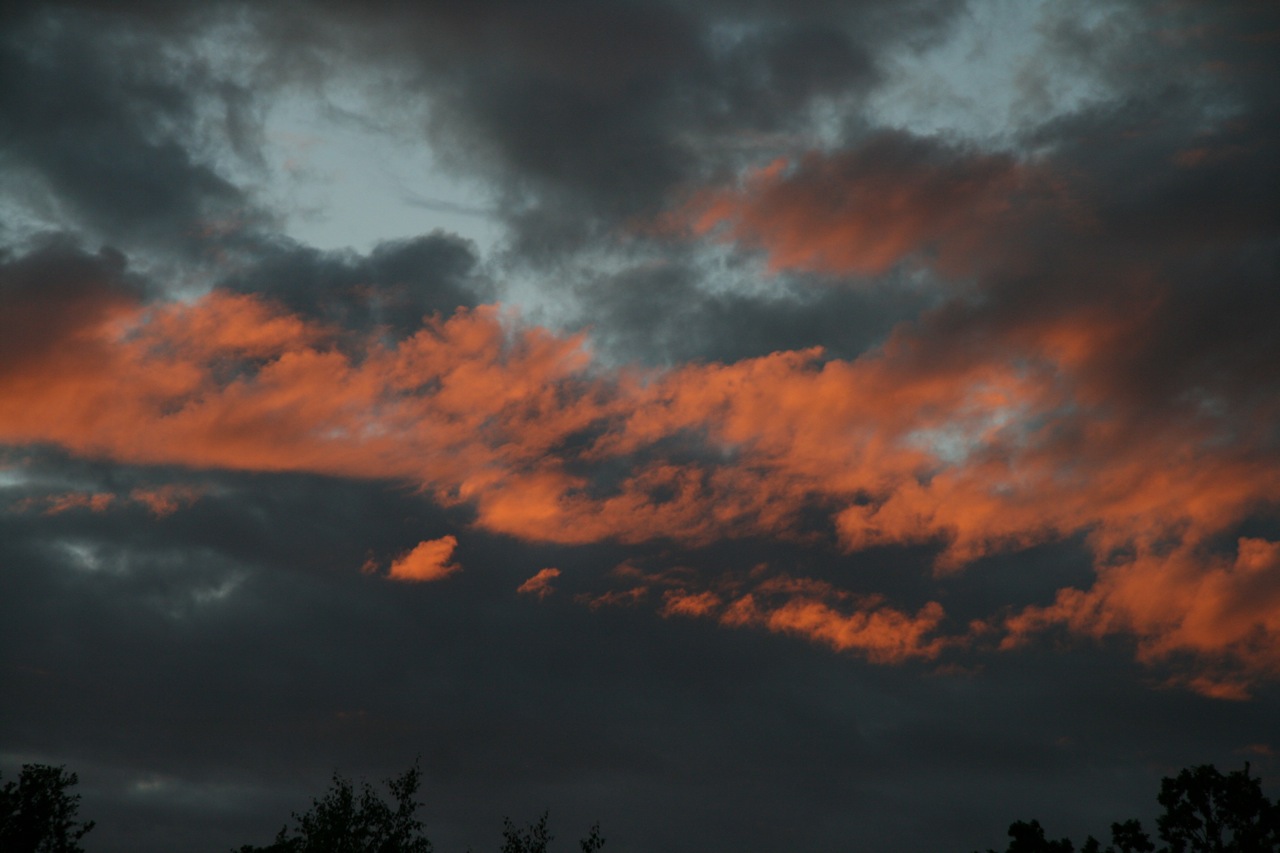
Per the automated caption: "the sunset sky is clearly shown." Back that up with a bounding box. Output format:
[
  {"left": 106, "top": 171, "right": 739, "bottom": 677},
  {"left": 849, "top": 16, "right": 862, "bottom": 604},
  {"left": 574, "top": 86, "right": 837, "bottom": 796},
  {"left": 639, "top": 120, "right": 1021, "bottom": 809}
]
[{"left": 2, "top": 1, "right": 1278, "bottom": 851}]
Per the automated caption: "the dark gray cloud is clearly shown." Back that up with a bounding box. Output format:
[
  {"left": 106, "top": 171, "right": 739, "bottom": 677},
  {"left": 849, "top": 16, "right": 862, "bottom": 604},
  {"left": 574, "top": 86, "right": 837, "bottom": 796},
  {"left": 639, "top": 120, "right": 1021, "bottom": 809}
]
[
  {"left": 220, "top": 232, "right": 490, "bottom": 338},
  {"left": 258, "top": 0, "right": 966, "bottom": 260},
  {"left": 0, "top": 0, "right": 964, "bottom": 262},
  {"left": 0, "top": 6, "right": 256, "bottom": 251},
  {"left": 566, "top": 255, "right": 937, "bottom": 366},
  {"left": 0, "top": 239, "right": 140, "bottom": 376},
  {"left": 3, "top": 1, "right": 1280, "bottom": 852},
  {"left": 3, "top": 471, "right": 1275, "bottom": 852}
]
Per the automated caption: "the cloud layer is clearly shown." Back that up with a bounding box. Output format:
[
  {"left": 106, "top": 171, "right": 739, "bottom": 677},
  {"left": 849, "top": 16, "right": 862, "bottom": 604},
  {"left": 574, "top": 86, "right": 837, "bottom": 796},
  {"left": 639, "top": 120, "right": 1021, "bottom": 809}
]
[
  {"left": 3, "top": 1, "right": 1279, "bottom": 851},
  {"left": 3, "top": 236, "right": 1276, "bottom": 689}
]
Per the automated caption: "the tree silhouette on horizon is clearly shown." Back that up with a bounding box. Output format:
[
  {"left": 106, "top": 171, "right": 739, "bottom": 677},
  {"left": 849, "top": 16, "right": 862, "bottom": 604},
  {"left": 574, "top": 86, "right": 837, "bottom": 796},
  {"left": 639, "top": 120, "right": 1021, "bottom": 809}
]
[
  {"left": 234, "top": 763, "right": 432, "bottom": 853},
  {"left": 235, "top": 763, "right": 606, "bottom": 853},
  {"left": 0, "top": 763, "right": 96, "bottom": 853},
  {"left": 979, "top": 763, "right": 1280, "bottom": 853}
]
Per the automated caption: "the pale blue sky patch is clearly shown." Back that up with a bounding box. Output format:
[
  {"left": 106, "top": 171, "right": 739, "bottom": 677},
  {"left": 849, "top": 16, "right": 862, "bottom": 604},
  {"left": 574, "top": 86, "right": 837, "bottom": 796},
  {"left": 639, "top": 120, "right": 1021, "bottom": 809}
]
[
  {"left": 247, "top": 88, "right": 503, "bottom": 256},
  {"left": 867, "top": 0, "right": 1113, "bottom": 144}
]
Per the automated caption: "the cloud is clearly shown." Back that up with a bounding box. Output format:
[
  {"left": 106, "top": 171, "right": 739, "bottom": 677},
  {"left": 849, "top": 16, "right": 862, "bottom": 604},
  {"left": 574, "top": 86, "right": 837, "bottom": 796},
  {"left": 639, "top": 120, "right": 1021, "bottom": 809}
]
[
  {"left": 0, "top": 7, "right": 252, "bottom": 249},
  {"left": 658, "top": 132, "right": 1051, "bottom": 277},
  {"left": 2, "top": 244, "right": 1278, "bottom": 685},
  {"left": 32, "top": 492, "right": 115, "bottom": 515},
  {"left": 10, "top": 484, "right": 204, "bottom": 518},
  {"left": 270, "top": 0, "right": 964, "bottom": 259},
  {"left": 387, "top": 536, "right": 461, "bottom": 583},
  {"left": 1, "top": 1, "right": 1278, "bottom": 704},
  {"left": 3, "top": 3, "right": 1280, "bottom": 852},
  {"left": 517, "top": 568, "right": 562, "bottom": 600},
  {"left": 0, "top": 240, "right": 141, "bottom": 378},
  {"left": 219, "top": 232, "right": 488, "bottom": 339},
  {"left": 720, "top": 595, "right": 949, "bottom": 663},
  {"left": 564, "top": 255, "right": 930, "bottom": 367},
  {"left": 1004, "top": 538, "right": 1280, "bottom": 698},
  {"left": 644, "top": 565, "right": 954, "bottom": 664},
  {"left": 129, "top": 485, "right": 205, "bottom": 517},
  {"left": 661, "top": 589, "right": 722, "bottom": 618}
]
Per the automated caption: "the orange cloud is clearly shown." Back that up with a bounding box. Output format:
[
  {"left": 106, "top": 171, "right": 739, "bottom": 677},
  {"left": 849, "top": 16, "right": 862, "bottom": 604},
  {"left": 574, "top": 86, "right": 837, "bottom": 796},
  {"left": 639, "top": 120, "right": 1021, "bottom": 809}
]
[
  {"left": 657, "top": 133, "right": 1048, "bottom": 277},
  {"left": 720, "top": 595, "right": 950, "bottom": 663},
  {"left": 660, "top": 589, "right": 723, "bottom": 618},
  {"left": 387, "top": 536, "right": 461, "bottom": 583},
  {"left": 0, "top": 281, "right": 1187, "bottom": 570},
  {"left": 36, "top": 492, "right": 116, "bottom": 515},
  {"left": 10, "top": 485, "right": 206, "bottom": 517},
  {"left": 574, "top": 587, "right": 649, "bottom": 611},
  {"left": 1, "top": 287, "right": 1266, "bottom": 580},
  {"left": 129, "top": 485, "right": 204, "bottom": 517},
  {"left": 2, "top": 278, "right": 1278, "bottom": 692},
  {"left": 517, "top": 568, "right": 562, "bottom": 599},
  {"left": 0, "top": 293, "right": 601, "bottom": 488},
  {"left": 1004, "top": 538, "right": 1280, "bottom": 698},
  {"left": 638, "top": 566, "right": 955, "bottom": 664}
]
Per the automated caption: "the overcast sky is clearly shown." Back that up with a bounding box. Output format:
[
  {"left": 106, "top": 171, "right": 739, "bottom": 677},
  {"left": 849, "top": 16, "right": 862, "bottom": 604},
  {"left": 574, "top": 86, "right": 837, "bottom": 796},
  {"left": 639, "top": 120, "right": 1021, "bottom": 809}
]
[{"left": 2, "top": 1, "right": 1278, "bottom": 851}]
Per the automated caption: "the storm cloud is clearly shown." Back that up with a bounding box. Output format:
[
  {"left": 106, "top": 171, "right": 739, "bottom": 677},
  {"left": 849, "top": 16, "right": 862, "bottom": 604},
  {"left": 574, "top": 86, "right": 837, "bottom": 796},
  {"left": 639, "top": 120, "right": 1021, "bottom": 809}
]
[{"left": 2, "top": 1, "right": 1278, "bottom": 852}]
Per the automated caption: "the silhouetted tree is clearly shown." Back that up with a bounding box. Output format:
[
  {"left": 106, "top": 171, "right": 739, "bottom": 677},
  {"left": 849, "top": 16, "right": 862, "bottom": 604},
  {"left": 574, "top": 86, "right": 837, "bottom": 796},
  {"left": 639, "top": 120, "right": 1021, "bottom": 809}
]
[
  {"left": 1156, "top": 763, "right": 1280, "bottom": 852},
  {"left": 983, "top": 819, "right": 1076, "bottom": 852},
  {"left": 0, "top": 763, "right": 95, "bottom": 853},
  {"left": 578, "top": 822, "right": 605, "bottom": 853},
  {"left": 501, "top": 812, "right": 552, "bottom": 853},
  {"left": 238, "top": 765, "right": 606, "bottom": 853},
  {"left": 494, "top": 812, "right": 605, "bottom": 853},
  {"left": 978, "top": 763, "right": 1279, "bottom": 853},
  {"left": 235, "top": 763, "right": 432, "bottom": 853},
  {"left": 1078, "top": 819, "right": 1157, "bottom": 853}
]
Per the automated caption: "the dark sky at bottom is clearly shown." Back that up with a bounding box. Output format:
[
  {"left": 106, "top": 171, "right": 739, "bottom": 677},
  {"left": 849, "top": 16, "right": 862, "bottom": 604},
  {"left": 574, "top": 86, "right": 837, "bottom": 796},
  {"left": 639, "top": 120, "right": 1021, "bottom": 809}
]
[{"left": 3, "top": 467, "right": 1276, "bottom": 852}]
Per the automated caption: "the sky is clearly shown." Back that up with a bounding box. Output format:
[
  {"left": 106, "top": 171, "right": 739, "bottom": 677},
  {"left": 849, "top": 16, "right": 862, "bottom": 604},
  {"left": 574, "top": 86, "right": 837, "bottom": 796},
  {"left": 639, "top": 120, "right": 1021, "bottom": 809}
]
[{"left": 1, "top": 1, "right": 1278, "bottom": 851}]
